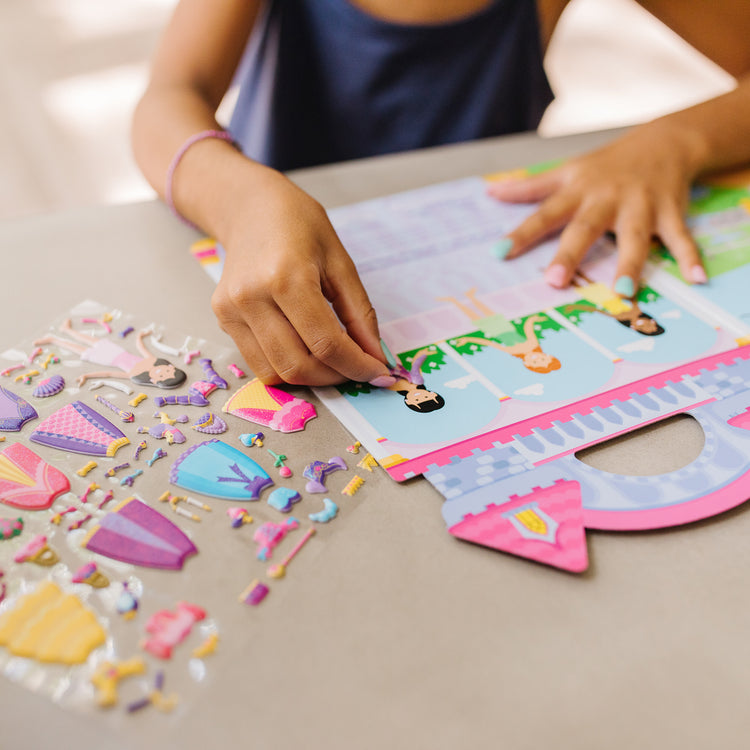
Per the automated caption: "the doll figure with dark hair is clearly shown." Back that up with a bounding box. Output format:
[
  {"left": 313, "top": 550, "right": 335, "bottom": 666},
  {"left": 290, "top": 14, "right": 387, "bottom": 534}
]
[
  {"left": 34, "top": 319, "right": 187, "bottom": 389},
  {"left": 564, "top": 300, "right": 665, "bottom": 336},
  {"left": 565, "top": 271, "right": 665, "bottom": 336},
  {"left": 386, "top": 347, "right": 445, "bottom": 413}
]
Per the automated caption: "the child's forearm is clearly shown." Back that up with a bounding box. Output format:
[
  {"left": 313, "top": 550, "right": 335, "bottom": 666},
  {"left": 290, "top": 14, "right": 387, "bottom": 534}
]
[
  {"left": 132, "top": 87, "right": 273, "bottom": 239},
  {"left": 641, "top": 73, "right": 750, "bottom": 179},
  {"left": 131, "top": 0, "right": 265, "bottom": 238}
]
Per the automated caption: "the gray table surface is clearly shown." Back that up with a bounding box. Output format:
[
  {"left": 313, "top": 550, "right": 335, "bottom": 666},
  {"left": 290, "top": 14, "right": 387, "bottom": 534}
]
[{"left": 1, "top": 129, "right": 743, "bottom": 750}]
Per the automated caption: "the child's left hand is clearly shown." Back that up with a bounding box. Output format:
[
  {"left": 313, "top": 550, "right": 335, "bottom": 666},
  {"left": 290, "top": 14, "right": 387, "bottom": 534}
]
[{"left": 486, "top": 121, "right": 709, "bottom": 294}]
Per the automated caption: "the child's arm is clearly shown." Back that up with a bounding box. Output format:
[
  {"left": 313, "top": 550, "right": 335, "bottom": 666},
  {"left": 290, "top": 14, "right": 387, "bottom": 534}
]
[
  {"left": 132, "top": 0, "right": 392, "bottom": 388},
  {"left": 490, "top": 1, "right": 750, "bottom": 293}
]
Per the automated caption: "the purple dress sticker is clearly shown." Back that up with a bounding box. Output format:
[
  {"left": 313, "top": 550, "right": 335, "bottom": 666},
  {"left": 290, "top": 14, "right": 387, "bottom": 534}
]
[
  {"left": 0, "top": 387, "right": 38, "bottom": 431},
  {"left": 82, "top": 497, "right": 198, "bottom": 570},
  {"left": 29, "top": 400, "right": 129, "bottom": 456}
]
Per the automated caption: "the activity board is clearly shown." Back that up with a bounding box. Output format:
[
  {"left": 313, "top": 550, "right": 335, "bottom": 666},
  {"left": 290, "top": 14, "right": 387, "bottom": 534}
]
[
  {"left": 0, "top": 301, "right": 365, "bottom": 713},
  {"left": 193, "top": 173, "right": 750, "bottom": 571}
]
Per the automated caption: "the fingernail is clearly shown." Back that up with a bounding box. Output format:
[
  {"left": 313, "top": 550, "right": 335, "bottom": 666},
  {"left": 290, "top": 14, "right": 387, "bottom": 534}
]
[
  {"left": 490, "top": 238, "right": 513, "bottom": 260},
  {"left": 369, "top": 375, "right": 397, "bottom": 388},
  {"left": 614, "top": 276, "right": 635, "bottom": 298},
  {"left": 544, "top": 263, "right": 568, "bottom": 288},
  {"left": 380, "top": 338, "right": 398, "bottom": 369},
  {"left": 690, "top": 265, "right": 708, "bottom": 284}
]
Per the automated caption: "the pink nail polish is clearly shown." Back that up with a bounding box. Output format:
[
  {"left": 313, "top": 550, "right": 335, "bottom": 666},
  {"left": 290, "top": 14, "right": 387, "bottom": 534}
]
[
  {"left": 544, "top": 263, "right": 568, "bottom": 289},
  {"left": 368, "top": 375, "right": 397, "bottom": 388},
  {"left": 690, "top": 265, "right": 708, "bottom": 284}
]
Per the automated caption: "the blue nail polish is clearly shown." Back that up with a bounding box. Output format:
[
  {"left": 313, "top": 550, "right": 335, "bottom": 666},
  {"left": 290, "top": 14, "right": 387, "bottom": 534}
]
[
  {"left": 614, "top": 276, "right": 635, "bottom": 298},
  {"left": 490, "top": 238, "right": 513, "bottom": 260},
  {"left": 380, "top": 338, "right": 398, "bottom": 369}
]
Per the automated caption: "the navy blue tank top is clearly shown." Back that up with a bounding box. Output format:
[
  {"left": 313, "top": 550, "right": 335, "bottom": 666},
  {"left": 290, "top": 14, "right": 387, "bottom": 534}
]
[{"left": 229, "top": 0, "right": 553, "bottom": 171}]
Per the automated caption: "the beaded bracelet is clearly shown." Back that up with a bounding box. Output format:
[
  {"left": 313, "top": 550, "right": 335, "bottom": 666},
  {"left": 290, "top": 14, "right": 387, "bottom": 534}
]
[{"left": 165, "top": 129, "right": 237, "bottom": 229}]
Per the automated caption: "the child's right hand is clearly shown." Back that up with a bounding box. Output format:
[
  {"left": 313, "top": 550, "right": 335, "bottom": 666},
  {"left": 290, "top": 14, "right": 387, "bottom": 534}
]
[{"left": 210, "top": 166, "right": 394, "bottom": 387}]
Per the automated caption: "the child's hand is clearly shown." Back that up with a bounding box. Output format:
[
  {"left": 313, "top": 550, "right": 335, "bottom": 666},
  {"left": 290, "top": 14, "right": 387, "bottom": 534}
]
[
  {"left": 487, "top": 122, "right": 708, "bottom": 293},
  {"left": 211, "top": 168, "right": 394, "bottom": 387}
]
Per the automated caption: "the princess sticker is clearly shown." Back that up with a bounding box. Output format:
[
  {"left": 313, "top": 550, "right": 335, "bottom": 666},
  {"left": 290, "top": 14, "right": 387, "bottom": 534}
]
[
  {"left": 385, "top": 347, "right": 446, "bottom": 413},
  {"left": 34, "top": 319, "right": 186, "bottom": 389}
]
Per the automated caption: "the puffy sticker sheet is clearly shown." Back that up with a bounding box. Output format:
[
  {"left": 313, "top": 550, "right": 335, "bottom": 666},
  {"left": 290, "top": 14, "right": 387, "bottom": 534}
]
[{"left": 0, "top": 301, "right": 345, "bottom": 712}]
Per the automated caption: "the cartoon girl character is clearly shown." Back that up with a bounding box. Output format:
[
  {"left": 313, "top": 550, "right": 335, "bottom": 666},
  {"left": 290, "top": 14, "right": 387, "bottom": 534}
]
[
  {"left": 34, "top": 319, "right": 186, "bottom": 389},
  {"left": 563, "top": 300, "right": 665, "bottom": 336},
  {"left": 452, "top": 315, "right": 562, "bottom": 374},
  {"left": 567, "top": 272, "right": 665, "bottom": 336},
  {"left": 438, "top": 289, "right": 561, "bottom": 374},
  {"left": 387, "top": 347, "right": 445, "bottom": 413}
]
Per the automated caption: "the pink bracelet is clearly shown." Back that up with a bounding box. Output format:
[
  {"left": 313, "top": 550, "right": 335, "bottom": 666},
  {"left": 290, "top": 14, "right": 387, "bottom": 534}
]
[{"left": 165, "top": 129, "right": 237, "bottom": 229}]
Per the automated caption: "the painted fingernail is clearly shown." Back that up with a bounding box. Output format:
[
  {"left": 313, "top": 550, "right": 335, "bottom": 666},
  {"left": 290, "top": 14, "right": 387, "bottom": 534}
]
[
  {"left": 380, "top": 338, "right": 398, "bottom": 369},
  {"left": 690, "top": 265, "right": 708, "bottom": 284},
  {"left": 544, "top": 263, "right": 568, "bottom": 289},
  {"left": 490, "top": 238, "right": 513, "bottom": 260},
  {"left": 614, "top": 276, "right": 635, "bottom": 298},
  {"left": 368, "top": 375, "right": 397, "bottom": 388}
]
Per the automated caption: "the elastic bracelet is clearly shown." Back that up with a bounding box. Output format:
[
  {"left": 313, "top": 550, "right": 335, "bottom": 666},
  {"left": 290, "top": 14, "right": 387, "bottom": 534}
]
[{"left": 165, "top": 129, "right": 238, "bottom": 229}]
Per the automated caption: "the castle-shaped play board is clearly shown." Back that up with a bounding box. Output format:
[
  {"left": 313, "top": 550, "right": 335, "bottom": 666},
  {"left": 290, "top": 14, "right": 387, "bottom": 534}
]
[{"left": 194, "top": 173, "right": 750, "bottom": 571}]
